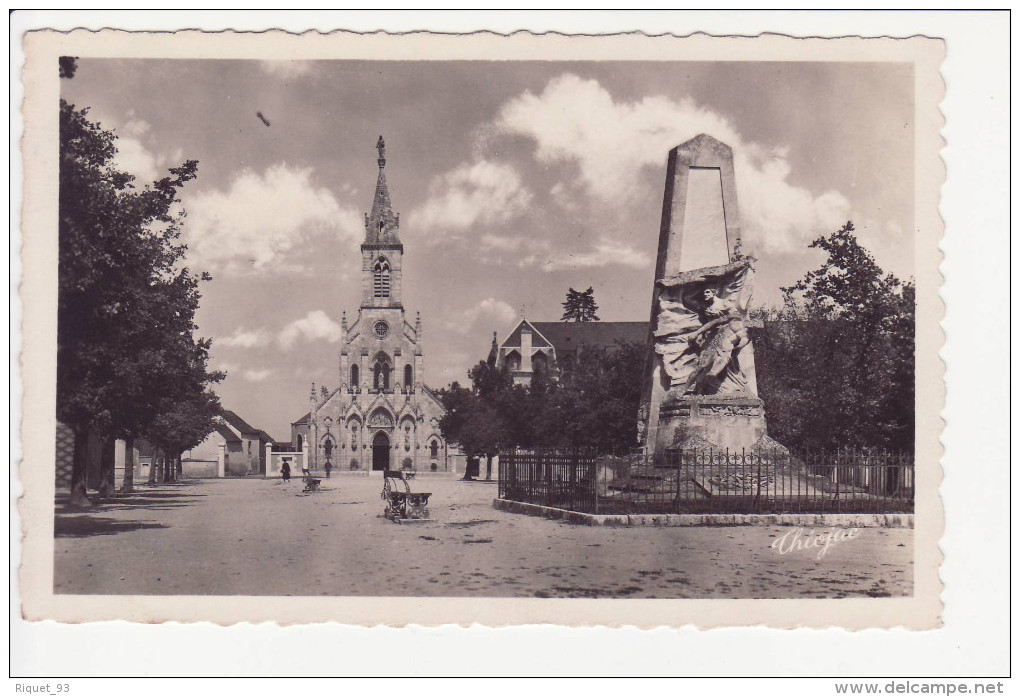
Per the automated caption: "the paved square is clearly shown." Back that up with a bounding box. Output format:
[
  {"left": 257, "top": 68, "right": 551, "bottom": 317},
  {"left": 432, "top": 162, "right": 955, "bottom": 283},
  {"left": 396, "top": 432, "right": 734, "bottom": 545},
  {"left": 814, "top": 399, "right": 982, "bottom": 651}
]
[{"left": 55, "top": 477, "right": 912, "bottom": 598}]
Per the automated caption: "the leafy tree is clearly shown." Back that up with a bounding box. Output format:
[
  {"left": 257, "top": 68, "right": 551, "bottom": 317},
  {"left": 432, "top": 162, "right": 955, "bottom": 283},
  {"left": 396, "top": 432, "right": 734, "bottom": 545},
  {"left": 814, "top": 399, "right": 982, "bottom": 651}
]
[
  {"left": 58, "top": 56, "right": 77, "bottom": 79},
  {"left": 755, "top": 221, "right": 915, "bottom": 451},
  {"left": 560, "top": 287, "right": 600, "bottom": 322},
  {"left": 58, "top": 99, "right": 219, "bottom": 504},
  {"left": 440, "top": 357, "right": 515, "bottom": 479},
  {"left": 441, "top": 339, "right": 645, "bottom": 460},
  {"left": 146, "top": 389, "right": 222, "bottom": 484},
  {"left": 533, "top": 341, "right": 644, "bottom": 454}
]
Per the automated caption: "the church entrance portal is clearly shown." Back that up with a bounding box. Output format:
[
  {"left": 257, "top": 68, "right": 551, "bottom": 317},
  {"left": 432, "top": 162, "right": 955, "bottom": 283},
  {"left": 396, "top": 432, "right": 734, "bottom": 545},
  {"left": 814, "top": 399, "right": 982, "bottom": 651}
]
[{"left": 372, "top": 431, "right": 391, "bottom": 471}]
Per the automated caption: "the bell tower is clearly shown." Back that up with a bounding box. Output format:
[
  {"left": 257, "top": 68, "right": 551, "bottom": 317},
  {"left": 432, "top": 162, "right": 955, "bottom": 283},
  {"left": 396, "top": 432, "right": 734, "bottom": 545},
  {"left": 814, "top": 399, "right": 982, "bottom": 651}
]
[{"left": 361, "top": 136, "right": 403, "bottom": 309}]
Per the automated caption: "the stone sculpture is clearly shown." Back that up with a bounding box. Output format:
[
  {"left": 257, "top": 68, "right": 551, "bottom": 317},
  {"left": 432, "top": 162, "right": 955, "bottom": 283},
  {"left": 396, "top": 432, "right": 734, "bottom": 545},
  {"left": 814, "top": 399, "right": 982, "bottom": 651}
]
[{"left": 653, "top": 257, "right": 756, "bottom": 397}]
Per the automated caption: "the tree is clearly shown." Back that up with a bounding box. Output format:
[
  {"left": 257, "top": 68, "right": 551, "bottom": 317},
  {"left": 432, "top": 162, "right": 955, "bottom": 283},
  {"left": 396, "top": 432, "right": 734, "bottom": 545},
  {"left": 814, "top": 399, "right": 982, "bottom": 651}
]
[
  {"left": 560, "top": 287, "right": 600, "bottom": 322},
  {"left": 58, "top": 98, "right": 218, "bottom": 504},
  {"left": 58, "top": 56, "right": 77, "bottom": 79},
  {"left": 532, "top": 341, "right": 644, "bottom": 454},
  {"left": 754, "top": 221, "right": 915, "bottom": 451},
  {"left": 146, "top": 389, "right": 222, "bottom": 484},
  {"left": 441, "top": 339, "right": 645, "bottom": 459},
  {"left": 440, "top": 357, "right": 515, "bottom": 479},
  {"left": 438, "top": 382, "right": 491, "bottom": 479}
]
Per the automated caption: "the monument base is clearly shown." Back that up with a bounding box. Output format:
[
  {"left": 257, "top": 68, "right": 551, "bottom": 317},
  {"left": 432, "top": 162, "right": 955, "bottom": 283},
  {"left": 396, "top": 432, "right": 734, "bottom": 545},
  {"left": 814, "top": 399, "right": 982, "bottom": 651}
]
[{"left": 654, "top": 392, "right": 785, "bottom": 455}]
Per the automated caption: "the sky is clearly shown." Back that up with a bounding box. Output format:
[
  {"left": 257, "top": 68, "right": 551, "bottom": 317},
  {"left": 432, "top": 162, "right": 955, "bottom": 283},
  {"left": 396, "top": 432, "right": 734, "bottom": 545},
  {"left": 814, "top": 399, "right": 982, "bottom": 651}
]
[{"left": 61, "top": 58, "right": 916, "bottom": 440}]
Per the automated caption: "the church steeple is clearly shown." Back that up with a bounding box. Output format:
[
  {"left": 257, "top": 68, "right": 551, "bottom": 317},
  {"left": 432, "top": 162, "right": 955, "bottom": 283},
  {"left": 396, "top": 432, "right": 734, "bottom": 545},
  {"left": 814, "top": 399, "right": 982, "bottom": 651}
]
[
  {"left": 364, "top": 136, "right": 401, "bottom": 247},
  {"left": 361, "top": 136, "right": 403, "bottom": 309}
]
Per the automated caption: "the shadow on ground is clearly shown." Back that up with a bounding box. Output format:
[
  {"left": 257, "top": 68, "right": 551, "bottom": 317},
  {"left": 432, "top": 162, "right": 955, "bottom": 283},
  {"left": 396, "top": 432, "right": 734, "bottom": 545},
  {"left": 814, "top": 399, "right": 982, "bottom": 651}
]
[
  {"left": 55, "top": 491, "right": 206, "bottom": 512},
  {"left": 54, "top": 516, "right": 169, "bottom": 538}
]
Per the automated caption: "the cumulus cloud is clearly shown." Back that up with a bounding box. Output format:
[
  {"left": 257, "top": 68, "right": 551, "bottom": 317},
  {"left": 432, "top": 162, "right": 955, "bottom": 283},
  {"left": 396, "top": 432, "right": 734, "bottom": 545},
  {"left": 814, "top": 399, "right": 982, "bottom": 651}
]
[
  {"left": 445, "top": 298, "right": 519, "bottom": 334},
  {"left": 541, "top": 238, "right": 651, "bottom": 272},
  {"left": 410, "top": 160, "right": 532, "bottom": 239},
  {"left": 260, "top": 60, "right": 313, "bottom": 78},
  {"left": 241, "top": 368, "right": 273, "bottom": 382},
  {"left": 496, "top": 73, "right": 853, "bottom": 253},
  {"left": 112, "top": 133, "right": 182, "bottom": 185},
  {"left": 216, "top": 327, "right": 269, "bottom": 349},
  {"left": 183, "top": 164, "right": 362, "bottom": 274},
  {"left": 279, "top": 310, "right": 341, "bottom": 348}
]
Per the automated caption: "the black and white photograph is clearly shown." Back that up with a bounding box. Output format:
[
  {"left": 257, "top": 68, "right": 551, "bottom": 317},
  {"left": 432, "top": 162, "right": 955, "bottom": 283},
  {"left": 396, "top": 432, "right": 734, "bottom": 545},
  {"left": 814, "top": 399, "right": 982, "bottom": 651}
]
[{"left": 48, "top": 52, "right": 931, "bottom": 602}]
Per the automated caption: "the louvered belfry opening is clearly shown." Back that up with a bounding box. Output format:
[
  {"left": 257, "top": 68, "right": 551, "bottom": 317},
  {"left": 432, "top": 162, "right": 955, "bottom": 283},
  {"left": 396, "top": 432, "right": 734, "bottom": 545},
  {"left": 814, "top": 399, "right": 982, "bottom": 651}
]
[{"left": 373, "top": 257, "right": 391, "bottom": 298}]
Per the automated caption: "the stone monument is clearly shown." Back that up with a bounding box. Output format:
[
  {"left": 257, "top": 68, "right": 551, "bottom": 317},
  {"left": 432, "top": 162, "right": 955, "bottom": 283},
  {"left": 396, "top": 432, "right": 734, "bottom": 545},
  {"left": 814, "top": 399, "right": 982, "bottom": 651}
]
[{"left": 638, "top": 134, "right": 783, "bottom": 458}]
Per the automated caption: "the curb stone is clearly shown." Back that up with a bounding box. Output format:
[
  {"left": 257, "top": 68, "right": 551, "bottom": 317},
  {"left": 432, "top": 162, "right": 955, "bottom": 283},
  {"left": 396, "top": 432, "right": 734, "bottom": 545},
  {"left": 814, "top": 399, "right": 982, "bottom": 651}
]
[{"left": 492, "top": 499, "right": 914, "bottom": 528}]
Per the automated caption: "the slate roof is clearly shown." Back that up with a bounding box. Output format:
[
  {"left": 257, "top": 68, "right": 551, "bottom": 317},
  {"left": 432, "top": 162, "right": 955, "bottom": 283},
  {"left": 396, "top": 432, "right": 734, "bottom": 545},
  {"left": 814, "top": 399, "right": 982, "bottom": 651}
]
[
  {"left": 220, "top": 410, "right": 261, "bottom": 436},
  {"left": 499, "top": 320, "right": 553, "bottom": 349},
  {"left": 527, "top": 322, "right": 649, "bottom": 354},
  {"left": 292, "top": 411, "right": 311, "bottom": 426},
  {"left": 213, "top": 422, "right": 242, "bottom": 443}
]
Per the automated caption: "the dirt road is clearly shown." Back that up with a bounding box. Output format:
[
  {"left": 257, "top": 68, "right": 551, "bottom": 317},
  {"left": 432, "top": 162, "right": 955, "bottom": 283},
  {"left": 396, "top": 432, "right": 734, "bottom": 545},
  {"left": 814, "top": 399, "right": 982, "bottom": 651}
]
[{"left": 54, "top": 477, "right": 912, "bottom": 598}]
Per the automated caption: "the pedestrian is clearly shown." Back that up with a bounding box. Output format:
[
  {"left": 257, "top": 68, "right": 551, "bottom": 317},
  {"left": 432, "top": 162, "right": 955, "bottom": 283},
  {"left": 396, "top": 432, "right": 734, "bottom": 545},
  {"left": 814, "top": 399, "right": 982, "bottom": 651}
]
[
  {"left": 324, "top": 460, "right": 332, "bottom": 478},
  {"left": 281, "top": 458, "right": 291, "bottom": 483}
]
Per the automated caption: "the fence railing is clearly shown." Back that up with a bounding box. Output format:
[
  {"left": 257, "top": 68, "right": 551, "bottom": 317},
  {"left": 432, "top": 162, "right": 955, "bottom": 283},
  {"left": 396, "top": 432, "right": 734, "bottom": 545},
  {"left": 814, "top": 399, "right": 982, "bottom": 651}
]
[
  {"left": 498, "top": 446, "right": 914, "bottom": 515},
  {"left": 498, "top": 448, "right": 599, "bottom": 514}
]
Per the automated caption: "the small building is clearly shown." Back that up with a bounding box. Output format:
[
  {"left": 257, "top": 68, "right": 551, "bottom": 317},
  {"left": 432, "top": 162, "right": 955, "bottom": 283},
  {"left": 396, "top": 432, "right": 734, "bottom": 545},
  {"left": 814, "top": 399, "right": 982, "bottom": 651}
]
[
  {"left": 178, "top": 411, "right": 271, "bottom": 478},
  {"left": 495, "top": 319, "right": 648, "bottom": 386},
  {"left": 179, "top": 421, "right": 236, "bottom": 478},
  {"left": 218, "top": 410, "right": 266, "bottom": 475}
]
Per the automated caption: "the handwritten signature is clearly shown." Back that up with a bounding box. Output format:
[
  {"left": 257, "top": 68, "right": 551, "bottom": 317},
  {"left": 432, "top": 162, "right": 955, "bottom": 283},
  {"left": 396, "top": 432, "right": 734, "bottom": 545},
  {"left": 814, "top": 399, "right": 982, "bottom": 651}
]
[{"left": 771, "top": 527, "right": 860, "bottom": 560}]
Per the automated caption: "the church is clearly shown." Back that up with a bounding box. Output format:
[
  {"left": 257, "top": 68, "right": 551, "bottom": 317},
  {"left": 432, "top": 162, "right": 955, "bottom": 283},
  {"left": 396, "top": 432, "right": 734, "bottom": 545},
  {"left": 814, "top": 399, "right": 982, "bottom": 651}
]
[{"left": 290, "top": 138, "right": 450, "bottom": 474}]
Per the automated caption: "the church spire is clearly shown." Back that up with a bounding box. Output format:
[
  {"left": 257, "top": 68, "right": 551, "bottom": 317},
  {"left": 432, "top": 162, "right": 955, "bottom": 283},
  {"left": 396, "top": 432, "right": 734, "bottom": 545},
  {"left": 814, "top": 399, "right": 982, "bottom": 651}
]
[
  {"left": 364, "top": 135, "right": 401, "bottom": 247},
  {"left": 487, "top": 331, "right": 499, "bottom": 366}
]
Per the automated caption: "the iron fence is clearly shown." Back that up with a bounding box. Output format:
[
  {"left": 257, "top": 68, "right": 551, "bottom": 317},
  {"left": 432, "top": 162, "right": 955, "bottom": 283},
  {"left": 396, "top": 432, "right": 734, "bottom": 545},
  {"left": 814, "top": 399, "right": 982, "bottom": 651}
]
[
  {"left": 498, "top": 447, "right": 599, "bottom": 514},
  {"left": 498, "top": 446, "right": 914, "bottom": 515}
]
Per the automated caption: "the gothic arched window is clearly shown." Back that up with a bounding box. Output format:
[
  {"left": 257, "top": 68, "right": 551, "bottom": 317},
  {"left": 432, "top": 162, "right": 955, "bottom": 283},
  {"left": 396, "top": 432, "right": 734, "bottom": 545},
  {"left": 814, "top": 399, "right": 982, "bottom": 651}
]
[
  {"left": 404, "top": 364, "right": 413, "bottom": 389},
  {"left": 505, "top": 350, "right": 521, "bottom": 372},
  {"left": 430, "top": 440, "right": 439, "bottom": 459},
  {"left": 350, "top": 364, "right": 359, "bottom": 388},
  {"left": 373, "top": 257, "right": 391, "bottom": 298}
]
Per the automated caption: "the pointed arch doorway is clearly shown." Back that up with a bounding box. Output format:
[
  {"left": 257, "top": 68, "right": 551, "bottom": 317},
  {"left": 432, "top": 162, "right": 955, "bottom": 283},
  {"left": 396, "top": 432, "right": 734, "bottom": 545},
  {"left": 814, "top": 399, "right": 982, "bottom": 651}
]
[{"left": 372, "top": 431, "right": 391, "bottom": 472}]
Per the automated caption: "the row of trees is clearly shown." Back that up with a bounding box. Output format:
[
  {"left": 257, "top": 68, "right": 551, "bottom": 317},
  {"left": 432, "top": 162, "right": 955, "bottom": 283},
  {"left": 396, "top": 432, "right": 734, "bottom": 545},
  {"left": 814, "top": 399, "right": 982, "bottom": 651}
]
[
  {"left": 438, "top": 338, "right": 644, "bottom": 478},
  {"left": 59, "top": 61, "right": 222, "bottom": 505},
  {"left": 439, "top": 222, "right": 916, "bottom": 468}
]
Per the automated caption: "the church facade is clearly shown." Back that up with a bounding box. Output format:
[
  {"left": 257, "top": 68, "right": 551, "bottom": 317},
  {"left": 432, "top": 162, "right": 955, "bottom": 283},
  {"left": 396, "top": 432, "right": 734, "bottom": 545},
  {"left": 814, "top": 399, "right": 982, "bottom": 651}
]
[{"left": 291, "top": 138, "right": 450, "bottom": 474}]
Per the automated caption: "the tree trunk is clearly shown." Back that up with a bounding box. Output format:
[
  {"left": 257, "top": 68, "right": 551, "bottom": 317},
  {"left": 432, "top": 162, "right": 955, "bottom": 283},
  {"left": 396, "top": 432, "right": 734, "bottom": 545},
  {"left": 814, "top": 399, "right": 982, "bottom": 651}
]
[
  {"left": 121, "top": 438, "right": 135, "bottom": 493},
  {"left": 69, "top": 425, "right": 93, "bottom": 507},
  {"left": 147, "top": 449, "right": 157, "bottom": 485},
  {"left": 175, "top": 453, "right": 183, "bottom": 480},
  {"left": 485, "top": 454, "right": 493, "bottom": 481},
  {"left": 97, "top": 437, "right": 117, "bottom": 498}
]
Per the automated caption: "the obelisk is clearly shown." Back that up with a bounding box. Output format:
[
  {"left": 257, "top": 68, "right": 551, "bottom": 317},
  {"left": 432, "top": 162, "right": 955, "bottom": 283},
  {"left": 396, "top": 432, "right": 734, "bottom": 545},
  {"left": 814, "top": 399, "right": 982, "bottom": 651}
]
[{"left": 638, "top": 134, "right": 776, "bottom": 458}]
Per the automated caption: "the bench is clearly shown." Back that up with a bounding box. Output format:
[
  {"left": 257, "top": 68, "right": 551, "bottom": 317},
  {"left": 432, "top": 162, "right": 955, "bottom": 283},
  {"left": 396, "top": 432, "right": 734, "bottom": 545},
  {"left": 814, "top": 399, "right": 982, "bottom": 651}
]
[{"left": 382, "top": 470, "right": 431, "bottom": 522}]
